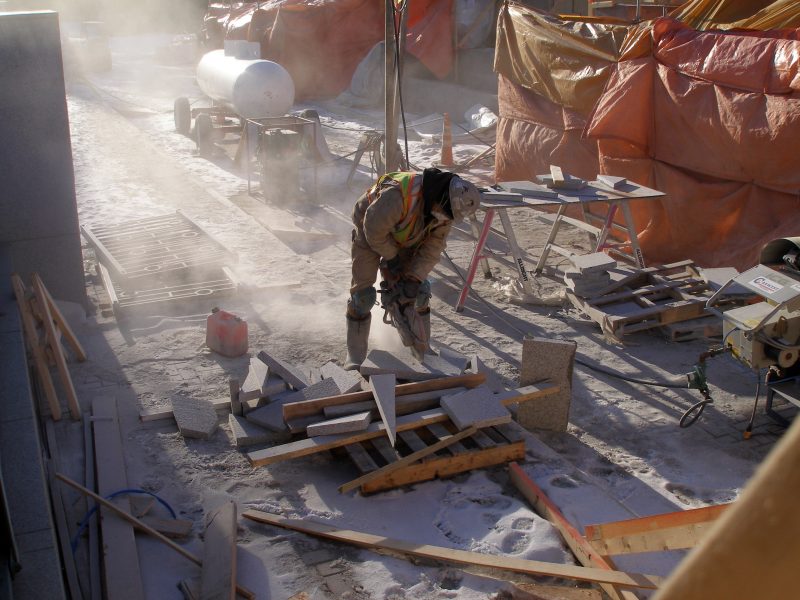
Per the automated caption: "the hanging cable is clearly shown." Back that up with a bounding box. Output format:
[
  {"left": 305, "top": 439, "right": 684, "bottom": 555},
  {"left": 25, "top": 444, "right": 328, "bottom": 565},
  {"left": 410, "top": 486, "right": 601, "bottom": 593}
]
[{"left": 392, "top": 1, "right": 410, "bottom": 169}]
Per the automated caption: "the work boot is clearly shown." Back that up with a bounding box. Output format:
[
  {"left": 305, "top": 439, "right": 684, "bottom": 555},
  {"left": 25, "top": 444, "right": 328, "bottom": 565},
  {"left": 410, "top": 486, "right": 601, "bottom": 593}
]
[{"left": 345, "top": 313, "right": 371, "bottom": 371}]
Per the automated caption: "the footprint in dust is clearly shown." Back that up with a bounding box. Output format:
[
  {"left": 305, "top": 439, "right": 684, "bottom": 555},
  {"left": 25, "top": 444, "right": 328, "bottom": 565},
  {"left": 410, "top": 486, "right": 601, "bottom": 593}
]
[
  {"left": 512, "top": 517, "right": 534, "bottom": 531},
  {"left": 501, "top": 530, "right": 532, "bottom": 554},
  {"left": 665, "top": 482, "right": 697, "bottom": 504},
  {"left": 550, "top": 475, "right": 579, "bottom": 489}
]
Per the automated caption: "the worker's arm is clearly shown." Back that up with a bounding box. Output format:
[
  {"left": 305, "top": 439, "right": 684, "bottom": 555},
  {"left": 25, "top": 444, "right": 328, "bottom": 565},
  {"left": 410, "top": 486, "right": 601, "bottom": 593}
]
[
  {"left": 362, "top": 187, "right": 405, "bottom": 260},
  {"left": 407, "top": 221, "right": 452, "bottom": 282}
]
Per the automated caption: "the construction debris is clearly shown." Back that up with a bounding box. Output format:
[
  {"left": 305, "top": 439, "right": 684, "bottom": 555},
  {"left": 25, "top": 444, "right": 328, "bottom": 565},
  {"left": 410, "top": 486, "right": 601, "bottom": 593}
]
[
  {"left": 171, "top": 396, "right": 219, "bottom": 439},
  {"left": 441, "top": 387, "right": 511, "bottom": 429},
  {"left": 306, "top": 410, "right": 372, "bottom": 437},
  {"left": 518, "top": 337, "right": 577, "bottom": 433},
  {"left": 228, "top": 414, "right": 273, "bottom": 447}
]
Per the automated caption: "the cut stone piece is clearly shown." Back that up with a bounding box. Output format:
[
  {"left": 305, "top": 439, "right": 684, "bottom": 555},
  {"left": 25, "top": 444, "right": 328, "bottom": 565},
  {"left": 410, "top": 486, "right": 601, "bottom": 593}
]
[
  {"left": 171, "top": 396, "right": 218, "bottom": 439},
  {"left": 256, "top": 350, "right": 309, "bottom": 390},
  {"left": 369, "top": 373, "right": 396, "bottom": 446},
  {"left": 441, "top": 387, "right": 511, "bottom": 430},
  {"left": 570, "top": 253, "right": 617, "bottom": 274},
  {"left": 240, "top": 357, "right": 269, "bottom": 401},
  {"left": 228, "top": 413, "right": 273, "bottom": 448},
  {"left": 518, "top": 336, "right": 576, "bottom": 432},
  {"left": 597, "top": 174, "right": 627, "bottom": 189},
  {"left": 245, "top": 393, "right": 295, "bottom": 433},
  {"left": 306, "top": 411, "right": 372, "bottom": 437},
  {"left": 360, "top": 349, "right": 449, "bottom": 381},
  {"left": 497, "top": 180, "right": 559, "bottom": 199},
  {"left": 320, "top": 361, "right": 363, "bottom": 394},
  {"left": 323, "top": 400, "right": 376, "bottom": 419},
  {"left": 470, "top": 355, "right": 507, "bottom": 394},
  {"left": 432, "top": 346, "right": 469, "bottom": 375},
  {"left": 281, "top": 377, "right": 341, "bottom": 404}
]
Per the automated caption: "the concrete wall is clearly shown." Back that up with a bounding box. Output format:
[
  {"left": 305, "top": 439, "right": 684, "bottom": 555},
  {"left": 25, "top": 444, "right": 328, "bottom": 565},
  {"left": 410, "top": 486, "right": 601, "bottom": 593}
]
[{"left": 0, "top": 11, "right": 86, "bottom": 307}]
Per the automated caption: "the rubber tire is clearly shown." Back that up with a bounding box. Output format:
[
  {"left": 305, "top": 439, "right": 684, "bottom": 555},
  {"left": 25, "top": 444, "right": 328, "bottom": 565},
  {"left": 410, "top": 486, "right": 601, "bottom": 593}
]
[
  {"left": 174, "top": 97, "right": 191, "bottom": 135},
  {"left": 195, "top": 113, "right": 214, "bottom": 157}
]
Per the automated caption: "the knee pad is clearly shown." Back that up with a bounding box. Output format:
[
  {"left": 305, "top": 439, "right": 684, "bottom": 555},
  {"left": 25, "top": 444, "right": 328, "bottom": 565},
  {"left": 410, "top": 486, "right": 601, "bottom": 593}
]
[
  {"left": 415, "top": 279, "right": 432, "bottom": 311},
  {"left": 348, "top": 287, "right": 377, "bottom": 318}
]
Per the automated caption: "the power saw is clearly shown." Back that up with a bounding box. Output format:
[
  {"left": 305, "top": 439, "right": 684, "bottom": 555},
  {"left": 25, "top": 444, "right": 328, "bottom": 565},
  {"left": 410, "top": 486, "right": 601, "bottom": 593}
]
[{"left": 379, "top": 280, "right": 430, "bottom": 361}]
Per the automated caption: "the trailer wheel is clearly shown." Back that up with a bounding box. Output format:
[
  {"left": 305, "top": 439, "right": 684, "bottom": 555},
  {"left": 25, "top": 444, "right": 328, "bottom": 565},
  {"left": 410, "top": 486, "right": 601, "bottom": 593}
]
[
  {"left": 195, "top": 113, "right": 214, "bottom": 157},
  {"left": 174, "top": 97, "right": 191, "bottom": 135}
]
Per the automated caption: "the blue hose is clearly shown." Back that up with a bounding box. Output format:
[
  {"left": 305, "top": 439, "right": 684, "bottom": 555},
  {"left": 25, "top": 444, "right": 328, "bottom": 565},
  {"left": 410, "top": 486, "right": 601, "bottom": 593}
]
[{"left": 70, "top": 489, "right": 178, "bottom": 553}]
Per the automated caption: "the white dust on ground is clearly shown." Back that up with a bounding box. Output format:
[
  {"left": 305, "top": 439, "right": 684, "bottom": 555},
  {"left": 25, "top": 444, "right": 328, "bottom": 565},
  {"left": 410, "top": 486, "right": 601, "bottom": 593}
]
[{"left": 58, "top": 34, "right": 787, "bottom": 599}]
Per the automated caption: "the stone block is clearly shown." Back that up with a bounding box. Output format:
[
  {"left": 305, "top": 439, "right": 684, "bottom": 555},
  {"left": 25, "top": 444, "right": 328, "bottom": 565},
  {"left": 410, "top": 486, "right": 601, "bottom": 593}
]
[
  {"left": 470, "top": 355, "right": 507, "bottom": 393},
  {"left": 257, "top": 350, "right": 309, "bottom": 390},
  {"left": 171, "top": 396, "right": 219, "bottom": 439},
  {"left": 570, "top": 252, "right": 617, "bottom": 274},
  {"left": 429, "top": 346, "right": 469, "bottom": 375},
  {"left": 360, "top": 349, "right": 451, "bottom": 381},
  {"left": 240, "top": 356, "right": 287, "bottom": 401},
  {"left": 320, "top": 361, "right": 363, "bottom": 394},
  {"left": 245, "top": 396, "right": 292, "bottom": 433},
  {"left": 228, "top": 414, "right": 273, "bottom": 447},
  {"left": 517, "top": 336, "right": 576, "bottom": 432},
  {"left": 323, "top": 400, "right": 376, "bottom": 419},
  {"left": 441, "top": 387, "right": 511, "bottom": 430},
  {"left": 306, "top": 411, "right": 372, "bottom": 437},
  {"left": 282, "top": 377, "right": 341, "bottom": 404}
]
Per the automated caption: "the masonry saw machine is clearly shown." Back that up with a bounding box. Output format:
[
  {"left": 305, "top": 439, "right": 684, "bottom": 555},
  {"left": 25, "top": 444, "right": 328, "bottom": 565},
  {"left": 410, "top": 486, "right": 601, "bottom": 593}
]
[
  {"left": 378, "top": 265, "right": 429, "bottom": 361},
  {"left": 683, "top": 237, "right": 800, "bottom": 434}
]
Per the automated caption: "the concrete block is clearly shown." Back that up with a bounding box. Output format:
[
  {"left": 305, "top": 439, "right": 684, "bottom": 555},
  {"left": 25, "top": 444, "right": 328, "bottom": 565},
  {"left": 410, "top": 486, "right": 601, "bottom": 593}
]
[
  {"left": 228, "top": 414, "right": 273, "bottom": 447},
  {"left": 517, "top": 336, "right": 577, "bottom": 432},
  {"left": 240, "top": 357, "right": 267, "bottom": 401},
  {"left": 171, "top": 396, "right": 219, "bottom": 439},
  {"left": 257, "top": 350, "right": 309, "bottom": 390},
  {"left": 441, "top": 387, "right": 511, "bottom": 430},
  {"left": 570, "top": 253, "right": 616, "bottom": 274},
  {"left": 306, "top": 411, "right": 372, "bottom": 437},
  {"left": 320, "top": 361, "right": 363, "bottom": 393},
  {"left": 282, "top": 377, "right": 341, "bottom": 404}
]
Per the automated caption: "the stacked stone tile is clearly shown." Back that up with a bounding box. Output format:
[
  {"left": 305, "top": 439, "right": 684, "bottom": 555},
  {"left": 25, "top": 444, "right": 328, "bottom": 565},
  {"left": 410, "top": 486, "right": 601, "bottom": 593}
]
[{"left": 563, "top": 252, "right": 617, "bottom": 298}]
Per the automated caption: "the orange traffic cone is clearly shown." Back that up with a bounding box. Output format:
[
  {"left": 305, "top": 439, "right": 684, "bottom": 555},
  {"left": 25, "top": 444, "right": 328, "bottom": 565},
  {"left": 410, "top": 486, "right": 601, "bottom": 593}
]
[{"left": 439, "top": 112, "right": 454, "bottom": 167}]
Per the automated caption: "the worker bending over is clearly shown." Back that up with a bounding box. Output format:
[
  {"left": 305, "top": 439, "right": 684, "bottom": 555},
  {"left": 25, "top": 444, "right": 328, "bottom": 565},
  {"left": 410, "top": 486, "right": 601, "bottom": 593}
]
[{"left": 345, "top": 168, "right": 481, "bottom": 370}]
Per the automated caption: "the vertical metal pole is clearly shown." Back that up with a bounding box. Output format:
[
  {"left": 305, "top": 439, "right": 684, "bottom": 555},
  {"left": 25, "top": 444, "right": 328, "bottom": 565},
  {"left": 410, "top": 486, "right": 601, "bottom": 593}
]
[{"left": 384, "top": 0, "right": 399, "bottom": 174}]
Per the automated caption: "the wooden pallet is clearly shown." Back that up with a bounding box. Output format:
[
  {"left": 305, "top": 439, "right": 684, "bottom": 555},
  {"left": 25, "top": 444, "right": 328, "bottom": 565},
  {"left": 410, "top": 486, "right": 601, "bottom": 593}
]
[
  {"left": 566, "top": 261, "right": 722, "bottom": 342},
  {"left": 660, "top": 315, "right": 723, "bottom": 342},
  {"left": 340, "top": 422, "right": 525, "bottom": 494}
]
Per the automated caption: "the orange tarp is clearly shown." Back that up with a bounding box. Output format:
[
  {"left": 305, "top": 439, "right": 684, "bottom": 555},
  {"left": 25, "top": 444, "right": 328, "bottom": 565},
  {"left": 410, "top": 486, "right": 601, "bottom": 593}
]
[
  {"left": 586, "top": 18, "right": 800, "bottom": 269},
  {"left": 202, "top": 0, "right": 453, "bottom": 100}
]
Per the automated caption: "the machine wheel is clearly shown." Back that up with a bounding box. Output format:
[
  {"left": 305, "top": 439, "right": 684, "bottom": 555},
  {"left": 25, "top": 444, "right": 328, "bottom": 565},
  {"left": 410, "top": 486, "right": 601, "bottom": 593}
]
[
  {"left": 195, "top": 113, "right": 214, "bottom": 157},
  {"left": 174, "top": 97, "right": 191, "bottom": 135}
]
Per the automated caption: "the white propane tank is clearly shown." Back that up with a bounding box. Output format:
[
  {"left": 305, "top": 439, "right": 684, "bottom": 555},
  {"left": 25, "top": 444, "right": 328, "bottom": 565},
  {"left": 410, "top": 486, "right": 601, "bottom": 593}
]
[{"left": 196, "top": 48, "right": 295, "bottom": 119}]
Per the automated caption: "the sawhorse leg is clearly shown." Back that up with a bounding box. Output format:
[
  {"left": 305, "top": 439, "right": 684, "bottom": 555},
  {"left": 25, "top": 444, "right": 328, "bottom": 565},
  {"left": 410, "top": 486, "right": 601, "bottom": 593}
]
[
  {"left": 593, "top": 202, "right": 619, "bottom": 254},
  {"left": 497, "top": 208, "right": 535, "bottom": 297},
  {"left": 468, "top": 214, "right": 492, "bottom": 278},
  {"left": 455, "top": 209, "right": 495, "bottom": 312},
  {"left": 534, "top": 204, "right": 567, "bottom": 274},
  {"left": 621, "top": 201, "right": 645, "bottom": 268}
]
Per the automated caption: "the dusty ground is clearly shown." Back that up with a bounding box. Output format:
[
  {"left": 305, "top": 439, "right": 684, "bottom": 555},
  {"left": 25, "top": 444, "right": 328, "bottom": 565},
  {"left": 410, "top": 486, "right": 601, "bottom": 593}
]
[{"left": 51, "top": 35, "right": 792, "bottom": 600}]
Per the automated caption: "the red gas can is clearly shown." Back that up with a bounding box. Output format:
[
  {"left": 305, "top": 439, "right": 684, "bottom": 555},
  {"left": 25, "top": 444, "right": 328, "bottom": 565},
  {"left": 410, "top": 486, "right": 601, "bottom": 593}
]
[{"left": 206, "top": 307, "right": 248, "bottom": 357}]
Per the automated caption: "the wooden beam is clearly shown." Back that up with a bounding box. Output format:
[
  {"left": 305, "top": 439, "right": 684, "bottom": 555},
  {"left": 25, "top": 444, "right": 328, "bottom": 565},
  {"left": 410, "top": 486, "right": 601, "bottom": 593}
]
[
  {"left": 32, "top": 273, "right": 87, "bottom": 361},
  {"left": 340, "top": 426, "right": 478, "bottom": 494},
  {"left": 33, "top": 274, "right": 81, "bottom": 419},
  {"left": 584, "top": 504, "right": 730, "bottom": 556},
  {"left": 55, "top": 474, "right": 255, "bottom": 600},
  {"left": 11, "top": 274, "right": 61, "bottom": 420},
  {"left": 283, "top": 373, "right": 486, "bottom": 421},
  {"left": 509, "top": 463, "right": 639, "bottom": 600},
  {"left": 242, "top": 510, "right": 664, "bottom": 589},
  {"left": 200, "top": 500, "right": 237, "bottom": 600},
  {"left": 249, "top": 383, "right": 559, "bottom": 467}
]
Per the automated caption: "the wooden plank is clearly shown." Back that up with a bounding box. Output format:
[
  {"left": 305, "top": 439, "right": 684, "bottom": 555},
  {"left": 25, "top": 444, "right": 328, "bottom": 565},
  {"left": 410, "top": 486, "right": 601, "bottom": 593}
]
[
  {"left": 584, "top": 504, "right": 730, "bottom": 556},
  {"left": 371, "top": 436, "right": 401, "bottom": 464},
  {"left": 468, "top": 429, "right": 496, "bottom": 449},
  {"left": 92, "top": 398, "right": 145, "bottom": 600},
  {"left": 11, "top": 274, "right": 62, "bottom": 420},
  {"left": 369, "top": 373, "right": 396, "bottom": 446},
  {"left": 33, "top": 274, "right": 81, "bottom": 419},
  {"left": 340, "top": 426, "right": 479, "bottom": 494},
  {"left": 96, "top": 262, "right": 120, "bottom": 315},
  {"left": 200, "top": 500, "right": 237, "bottom": 600},
  {"left": 241, "top": 510, "right": 664, "bottom": 589},
  {"left": 83, "top": 415, "right": 102, "bottom": 600},
  {"left": 344, "top": 444, "right": 379, "bottom": 474},
  {"left": 248, "top": 383, "right": 559, "bottom": 467},
  {"left": 33, "top": 273, "right": 87, "bottom": 361},
  {"left": 397, "top": 430, "right": 427, "bottom": 453},
  {"left": 56, "top": 474, "right": 254, "bottom": 600},
  {"left": 509, "top": 463, "right": 638, "bottom": 600},
  {"left": 426, "top": 423, "right": 468, "bottom": 454},
  {"left": 282, "top": 373, "right": 486, "bottom": 421}
]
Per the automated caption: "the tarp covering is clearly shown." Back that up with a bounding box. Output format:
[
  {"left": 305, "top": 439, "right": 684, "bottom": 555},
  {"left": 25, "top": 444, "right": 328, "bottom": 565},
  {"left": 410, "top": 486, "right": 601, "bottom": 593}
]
[
  {"left": 202, "top": 0, "right": 454, "bottom": 101},
  {"left": 495, "top": 2, "right": 800, "bottom": 270},
  {"left": 672, "top": 0, "right": 800, "bottom": 30}
]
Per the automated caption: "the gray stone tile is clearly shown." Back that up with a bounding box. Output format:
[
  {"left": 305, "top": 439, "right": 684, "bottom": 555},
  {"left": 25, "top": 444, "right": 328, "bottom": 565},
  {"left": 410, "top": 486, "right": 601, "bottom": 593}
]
[{"left": 171, "top": 396, "right": 219, "bottom": 439}]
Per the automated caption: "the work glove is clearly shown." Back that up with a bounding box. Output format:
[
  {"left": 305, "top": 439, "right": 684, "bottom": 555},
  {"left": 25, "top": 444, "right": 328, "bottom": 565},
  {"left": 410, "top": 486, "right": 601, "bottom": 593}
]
[
  {"left": 400, "top": 276, "right": 421, "bottom": 303},
  {"left": 380, "top": 255, "right": 403, "bottom": 285}
]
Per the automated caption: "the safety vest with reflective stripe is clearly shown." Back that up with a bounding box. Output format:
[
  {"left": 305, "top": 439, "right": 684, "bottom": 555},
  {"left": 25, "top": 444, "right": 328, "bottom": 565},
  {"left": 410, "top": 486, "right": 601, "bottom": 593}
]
[{"left": 366, "top": 171, "right": 424, "bottom": 246}]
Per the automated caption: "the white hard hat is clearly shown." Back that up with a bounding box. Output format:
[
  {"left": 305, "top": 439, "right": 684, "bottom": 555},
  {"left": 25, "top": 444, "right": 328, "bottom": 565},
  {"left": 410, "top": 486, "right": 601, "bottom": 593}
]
[{"left": 449, "top": 177, "right": 481, "bottom": 221}]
